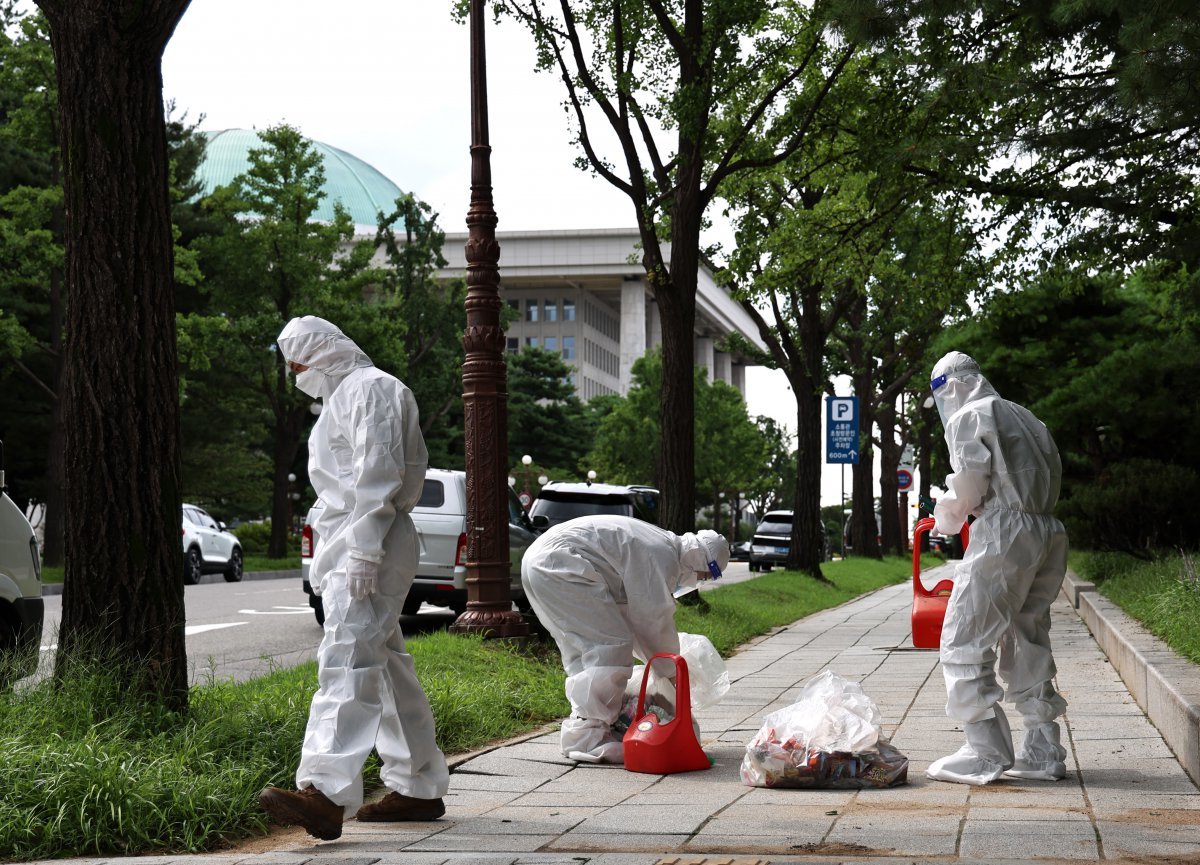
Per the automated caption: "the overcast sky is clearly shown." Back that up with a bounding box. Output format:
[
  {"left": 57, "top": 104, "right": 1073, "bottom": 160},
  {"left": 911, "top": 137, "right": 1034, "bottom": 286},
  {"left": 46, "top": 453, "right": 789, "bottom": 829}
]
[{"left": 160, "top": 1, "right": 892, "bottom": 510}]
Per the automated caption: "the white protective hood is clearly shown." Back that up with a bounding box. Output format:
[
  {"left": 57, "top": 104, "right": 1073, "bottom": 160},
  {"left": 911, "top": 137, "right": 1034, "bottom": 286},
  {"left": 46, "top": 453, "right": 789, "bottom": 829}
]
[{"left": 277, "top": 315, "right": 373, "bottom": 400}]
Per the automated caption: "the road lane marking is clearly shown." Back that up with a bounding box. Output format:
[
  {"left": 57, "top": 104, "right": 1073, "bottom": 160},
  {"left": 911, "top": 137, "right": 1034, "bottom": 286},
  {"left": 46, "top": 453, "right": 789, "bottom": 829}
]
[
  {"left": 236, "top": 606, "right": 313, "bottom": 615},
  {"left": 186, "top": 622, "right": 248, "bottom": 635}
]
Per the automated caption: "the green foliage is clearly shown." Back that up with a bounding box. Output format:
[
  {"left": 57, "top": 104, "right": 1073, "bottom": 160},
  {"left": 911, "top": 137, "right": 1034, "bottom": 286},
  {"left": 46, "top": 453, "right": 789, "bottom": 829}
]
[
  {"left": 231, "top": 521, "right": 276, "bottom": 556},
  {"left": 0, "top": 632, "right": 567, "bottom": 860},
  {"left": 1073, "top": 551, "right": 1200, "bottom": 663},
  {"left": 507, "top": 347, "right": 594, "bottom": 475},
  {"left": 371, "top": 194, "right": 467, "bottom": 468},
  {"left": 943, "top": 265, "right": 1200, "bottom": 552},
  {"left": 588, "top": 349, "right": 782, "bottom": 503},
  {"left": 1058, "top": 460, "right": 1200, "bottom": 554}
]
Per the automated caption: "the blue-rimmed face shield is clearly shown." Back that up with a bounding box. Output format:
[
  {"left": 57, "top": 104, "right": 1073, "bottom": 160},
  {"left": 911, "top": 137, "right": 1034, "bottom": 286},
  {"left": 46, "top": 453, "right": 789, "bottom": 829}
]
[{"left": 930, "top": 374, "right": 948, "bottom": 392}]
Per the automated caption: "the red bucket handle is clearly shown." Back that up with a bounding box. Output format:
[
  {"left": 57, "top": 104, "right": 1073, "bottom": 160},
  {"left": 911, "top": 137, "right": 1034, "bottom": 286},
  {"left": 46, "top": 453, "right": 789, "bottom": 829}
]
[
  {"left": 912, "top": 517, "right": 969, "bottom": 598},
  {"left": 636, "top": 652, "right": 693, "bottom": 729}
]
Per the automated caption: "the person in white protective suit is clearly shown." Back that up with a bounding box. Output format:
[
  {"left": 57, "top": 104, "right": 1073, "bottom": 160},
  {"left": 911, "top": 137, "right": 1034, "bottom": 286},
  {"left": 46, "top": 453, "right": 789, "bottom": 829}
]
[
  {"left": 521, "top": 515, "right": 730, "bottom": 763},
  {"left": 258, "top": 316, "right": 449, "bottom": 840},
  {"left": 926, "top": 350, "right": 1071, "bottom": 786}
]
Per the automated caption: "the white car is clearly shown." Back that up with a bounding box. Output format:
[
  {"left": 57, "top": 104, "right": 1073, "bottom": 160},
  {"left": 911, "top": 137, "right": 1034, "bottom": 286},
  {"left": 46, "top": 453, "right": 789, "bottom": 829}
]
[
  {"left": 300, "top": 468, "right": 537, "bottom": 625},
  {"left": 0, "top": 443, "right": 43, "bottom": 685},
  {"left": 181, "top": 503, "right": 243, "bottom": 585}
]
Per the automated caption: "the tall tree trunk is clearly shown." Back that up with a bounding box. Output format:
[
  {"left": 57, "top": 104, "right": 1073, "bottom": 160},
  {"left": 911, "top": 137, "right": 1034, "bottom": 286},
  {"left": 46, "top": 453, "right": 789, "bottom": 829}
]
[
  {"left": 41, "top": 0, "right": 193, "bottom": 709},
  {"left": 268, "top": 388, "right": 308, "bottom": 559},
  {"left": 876, "top": 399, "right": 903, "bottom": 555},
  {"left": 785, "top": 287, "right": 828, "bottom": 581}
]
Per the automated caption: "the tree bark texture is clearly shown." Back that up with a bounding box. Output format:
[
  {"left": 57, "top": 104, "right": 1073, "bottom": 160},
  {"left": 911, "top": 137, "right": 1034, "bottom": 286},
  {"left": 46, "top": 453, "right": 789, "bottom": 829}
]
[
  {"left": 40, "top": 0, "right": 192, "bottom": 708},
  {"left": 786, "top": 288, "right": 828, "bottom": 580}
]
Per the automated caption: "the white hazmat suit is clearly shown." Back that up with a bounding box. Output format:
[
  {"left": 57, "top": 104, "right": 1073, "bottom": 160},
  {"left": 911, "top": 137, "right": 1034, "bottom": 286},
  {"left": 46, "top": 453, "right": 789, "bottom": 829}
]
[
  {"left": 276, "top": 316, "right": 449, "bottom": 812},
  {"left": 927, "top": 351, "right": 1070, "bottom": 786},
  {"left": 521, "top": 515, "right": 730, "bottom": 763}
]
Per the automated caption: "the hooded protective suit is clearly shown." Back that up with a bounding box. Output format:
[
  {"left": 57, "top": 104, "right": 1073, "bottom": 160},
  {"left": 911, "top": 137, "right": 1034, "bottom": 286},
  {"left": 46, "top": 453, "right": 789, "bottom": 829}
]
[
  {"left": 276, "top": 316, "right": 449, "bottom": 811},
  {"left": 927, "top": 351, "right": 1070, "bottom": 786},
  {"left": 521, "top": 515, "right": 730, "bottom": 762}
]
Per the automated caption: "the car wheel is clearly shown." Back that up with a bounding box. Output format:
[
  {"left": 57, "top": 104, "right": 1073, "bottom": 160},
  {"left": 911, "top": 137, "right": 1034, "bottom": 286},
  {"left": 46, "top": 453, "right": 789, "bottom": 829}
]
[
  {"left": 183, "top": 547, "right": 203, "bottom": 585},
  {"left": 311, "top": 595, "right": 325, "bottom": 626},
  {"left": 401, "top": 594, "right": 422, "bottom": 616},
  {"left": 223, "top": 547, "right": 244, "bottom": 583}
]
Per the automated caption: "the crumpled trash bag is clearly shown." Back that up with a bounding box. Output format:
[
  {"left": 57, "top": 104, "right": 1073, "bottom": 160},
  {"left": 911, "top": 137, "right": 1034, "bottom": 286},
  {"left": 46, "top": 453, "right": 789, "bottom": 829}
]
[
  {"left": 740, "top": 669, "right": 908, "bottom": 788},
  {"left": 612, "top": 632, "right": 728, "bottom": 736}
]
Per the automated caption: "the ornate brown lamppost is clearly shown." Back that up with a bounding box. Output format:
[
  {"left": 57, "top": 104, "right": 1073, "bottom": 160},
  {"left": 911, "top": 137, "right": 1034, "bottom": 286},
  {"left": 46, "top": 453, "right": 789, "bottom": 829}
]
[{"left": 450, "top": 0, "right": 528, "bottom": 638}]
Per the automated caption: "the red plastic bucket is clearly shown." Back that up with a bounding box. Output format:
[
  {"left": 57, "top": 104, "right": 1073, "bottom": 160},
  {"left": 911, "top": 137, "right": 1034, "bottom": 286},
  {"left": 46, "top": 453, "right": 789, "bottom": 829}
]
[
  {"left": 911, "top": 517, "right": 969, "bottom": 649},
  {"left": 622, "top": 652, "right": 711, "bottom": 774}
]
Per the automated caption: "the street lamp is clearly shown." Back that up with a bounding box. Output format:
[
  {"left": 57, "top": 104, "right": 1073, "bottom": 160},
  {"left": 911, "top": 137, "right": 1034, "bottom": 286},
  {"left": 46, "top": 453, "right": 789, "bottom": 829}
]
[
  {"left": 516, "top": 454, "right": 538, "bottom": 510},
  {"left": 450, "top": 0, "right": 527, "bottom": 638},
  {"left": 587, "top": 470, "right": 597, "bottom": 485}
]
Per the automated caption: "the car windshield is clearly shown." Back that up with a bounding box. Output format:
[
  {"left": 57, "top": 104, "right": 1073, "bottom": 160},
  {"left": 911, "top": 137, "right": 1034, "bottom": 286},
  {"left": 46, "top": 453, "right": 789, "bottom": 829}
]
[
  {"left": 530, "top": 493, "right": 634, "bottom": 525},
  {"left": 757, "top": 516, "right": 792, "bottom": 535}
]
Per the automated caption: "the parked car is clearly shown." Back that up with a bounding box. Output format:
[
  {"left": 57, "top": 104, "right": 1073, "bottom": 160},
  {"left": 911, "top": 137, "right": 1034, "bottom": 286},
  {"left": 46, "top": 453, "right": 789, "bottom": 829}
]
[
  {"left": 527, "top": 481, "right": 660, "bottom": 533},
  {"left": 301, "top": 468, "right": 538, "bottom": 626},
  {"left": 749, "top": 510, "right": 794, "bottom": 571},
  {"left": 729, "top": 540, "right": 751, "bottom": 562},
  {"left": 0, "top": 441, "right": 43, "bottom": 685},
  {"left": 181, "top": 503, "right": 244, "bottom": 585}
]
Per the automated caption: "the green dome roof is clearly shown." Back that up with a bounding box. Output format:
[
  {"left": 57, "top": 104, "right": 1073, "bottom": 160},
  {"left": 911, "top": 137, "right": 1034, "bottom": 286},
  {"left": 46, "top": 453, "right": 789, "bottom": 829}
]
[{"left": 197, "top": 129, "right": 403, "bottom": 228}]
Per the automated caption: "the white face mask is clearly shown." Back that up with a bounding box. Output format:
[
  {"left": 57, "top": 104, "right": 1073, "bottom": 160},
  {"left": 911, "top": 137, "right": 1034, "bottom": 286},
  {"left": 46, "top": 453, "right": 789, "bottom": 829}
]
[{"left": 293, "top": 368, "right": 327, "bottom": 399}]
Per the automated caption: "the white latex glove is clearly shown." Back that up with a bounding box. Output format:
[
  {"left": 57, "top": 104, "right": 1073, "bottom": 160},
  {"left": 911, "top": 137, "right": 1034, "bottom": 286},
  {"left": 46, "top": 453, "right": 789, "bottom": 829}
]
[{"left": 346, "top": 558, "right": 379, "bottom": 600}]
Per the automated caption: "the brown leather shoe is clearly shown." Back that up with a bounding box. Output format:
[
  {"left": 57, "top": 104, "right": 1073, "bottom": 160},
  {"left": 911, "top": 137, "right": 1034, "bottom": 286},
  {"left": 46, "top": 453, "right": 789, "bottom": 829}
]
[
  {"left": 355, "top": 791, "right": 446, "bottom": 822},
  {"left": 258, "top": 785, "right": 343, "bottom": 840}
]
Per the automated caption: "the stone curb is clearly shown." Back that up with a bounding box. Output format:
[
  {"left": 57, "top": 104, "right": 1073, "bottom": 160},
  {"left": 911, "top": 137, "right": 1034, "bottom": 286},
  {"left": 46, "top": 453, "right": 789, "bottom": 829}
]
[
  {"left": 40, "top": 569, "right": 300, "bottom": 596},
  {"left": 1064, "top": 569, "right": 1200, "bottom": 785}
]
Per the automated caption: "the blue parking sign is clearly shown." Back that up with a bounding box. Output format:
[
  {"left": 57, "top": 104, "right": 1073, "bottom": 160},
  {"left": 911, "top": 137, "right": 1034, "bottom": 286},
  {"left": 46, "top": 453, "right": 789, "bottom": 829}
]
[{"left": 826, "top": 396, "right": 860, "bottom": 464}]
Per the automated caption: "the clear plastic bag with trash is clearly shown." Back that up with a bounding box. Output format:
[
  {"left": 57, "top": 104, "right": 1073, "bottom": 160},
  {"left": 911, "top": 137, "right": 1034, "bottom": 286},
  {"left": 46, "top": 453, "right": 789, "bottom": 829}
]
[
  {"left": 612, "top": 632, "right": 729, "bottom": 737},
  {"left": 740, "top": 669, "right": 909, "bottom": 788}
]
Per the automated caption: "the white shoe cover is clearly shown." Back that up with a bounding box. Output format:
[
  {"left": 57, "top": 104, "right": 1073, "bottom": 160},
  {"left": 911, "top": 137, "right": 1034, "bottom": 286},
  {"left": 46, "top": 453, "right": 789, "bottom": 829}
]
[
  {"left": 1004, "top": 722, "right": 1066, "bottom": 780},
  {"left": 1004, "top": 758, "right": 1066, "bottom": 780},
  {"left": 927, "top": 712, "right": 1014, "bottom": 786},
  {"left": 926, "top": 745, "right": 1008, "bottom": 786},
  {"left": 567, "top": 739, "right": 624, "bottom": 764}
]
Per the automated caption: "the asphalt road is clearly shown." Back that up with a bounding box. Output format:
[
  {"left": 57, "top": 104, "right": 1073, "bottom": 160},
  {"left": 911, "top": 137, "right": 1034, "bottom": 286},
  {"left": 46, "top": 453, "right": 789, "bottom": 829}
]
[{"left": 35, "top": 561, "right": 756, "bottom": 686}]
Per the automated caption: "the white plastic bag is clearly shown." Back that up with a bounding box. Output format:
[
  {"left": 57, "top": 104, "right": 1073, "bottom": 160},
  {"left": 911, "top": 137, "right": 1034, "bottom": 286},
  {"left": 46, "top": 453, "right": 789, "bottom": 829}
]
[
  {"left": 612, "top": 632, "right": 729, "bottom": 735},
  {"left": 740, "top": 670, "right": 908, "bottom": 788}
]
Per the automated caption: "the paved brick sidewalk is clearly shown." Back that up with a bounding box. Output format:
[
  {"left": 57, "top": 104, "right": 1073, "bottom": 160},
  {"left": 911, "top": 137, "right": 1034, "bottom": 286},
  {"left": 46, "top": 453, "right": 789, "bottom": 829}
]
[{"left": 44, "top": 566, "right": 1200, "bottom": 865}]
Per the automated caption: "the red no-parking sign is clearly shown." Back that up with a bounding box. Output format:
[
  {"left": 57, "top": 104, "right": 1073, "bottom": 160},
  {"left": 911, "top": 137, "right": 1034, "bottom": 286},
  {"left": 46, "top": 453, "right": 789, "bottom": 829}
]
[{"left": 897, "top": 468, "right": 914, "bottom": 492}]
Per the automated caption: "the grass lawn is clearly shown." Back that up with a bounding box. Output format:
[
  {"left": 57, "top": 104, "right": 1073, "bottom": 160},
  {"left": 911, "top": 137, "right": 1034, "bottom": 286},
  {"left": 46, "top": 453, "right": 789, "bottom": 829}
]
[{"left": 1071, "top": 550, "right": 1200, "bottom": 664}]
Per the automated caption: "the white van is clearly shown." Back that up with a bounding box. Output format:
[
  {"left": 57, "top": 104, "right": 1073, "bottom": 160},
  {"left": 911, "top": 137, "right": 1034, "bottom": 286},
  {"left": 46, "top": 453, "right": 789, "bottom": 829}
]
[
  {"left": 300, "top": 467, "right": 537, "bottom": 625},
  {"left": 0, "top": 443, "right": 44, "bottom": 684}
]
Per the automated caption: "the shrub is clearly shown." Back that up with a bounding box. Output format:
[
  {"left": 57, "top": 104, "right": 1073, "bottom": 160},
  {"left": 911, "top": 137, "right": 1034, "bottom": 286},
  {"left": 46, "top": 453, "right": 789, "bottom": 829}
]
[{"left": 1059, "top": 458, "right": 1200, "bottom": 553}]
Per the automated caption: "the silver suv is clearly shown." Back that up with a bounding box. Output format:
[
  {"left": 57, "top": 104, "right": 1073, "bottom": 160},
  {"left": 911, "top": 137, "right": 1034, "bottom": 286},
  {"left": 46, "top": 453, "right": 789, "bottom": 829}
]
[{"left": 301, "top": 468, "right": 537, "bottom": 625}]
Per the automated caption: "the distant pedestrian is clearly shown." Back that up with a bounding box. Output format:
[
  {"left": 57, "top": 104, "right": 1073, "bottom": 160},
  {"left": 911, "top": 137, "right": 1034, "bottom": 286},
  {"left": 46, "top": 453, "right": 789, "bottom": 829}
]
[
  {"left": 926, "top": 351, "right": 1070, "bottom": 786},
  {"left": 258, "top": 316, "right": 448, "bottom": 840},
  {"left": 522, "top": 515, "right": 729, "bottom": 763}
]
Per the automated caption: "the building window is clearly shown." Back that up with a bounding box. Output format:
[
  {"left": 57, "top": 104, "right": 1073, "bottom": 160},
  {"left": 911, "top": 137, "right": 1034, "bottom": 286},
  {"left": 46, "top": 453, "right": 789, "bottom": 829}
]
[
  {"left": 506, "top": 337, "right": 518, "bottom": 353},
  {"left": 562, "top": 335, "right": 576, "bottom": 359},
  {"left": 507, "top": 299, "right": 519, "bottom": 312},
  {"left": 545, "top": 301, "right": 558, "bottom": 322},
  {"left": 563, "top": 299, "right": 576, "bottom": 321},
  {"left": 544, "top": 336, "right": 558, "bottom": 352},
  {"left": 526, "top": 300, "right": 539, "bottom": 322},
  {"left": 526, "top": 336, "right": 539, "bottom": 349}
]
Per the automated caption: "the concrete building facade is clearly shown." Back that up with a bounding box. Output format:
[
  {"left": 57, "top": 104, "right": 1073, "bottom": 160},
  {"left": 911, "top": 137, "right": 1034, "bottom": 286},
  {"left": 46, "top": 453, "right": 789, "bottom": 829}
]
[{"left": 437, "top": 228, "right": 765, "bottom": 401}]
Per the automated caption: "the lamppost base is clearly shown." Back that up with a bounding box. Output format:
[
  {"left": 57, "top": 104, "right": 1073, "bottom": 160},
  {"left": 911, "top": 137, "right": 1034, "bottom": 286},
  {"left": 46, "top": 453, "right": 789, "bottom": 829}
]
[{"left": 449, "top": 608, "right": 530, "bottom": 638}]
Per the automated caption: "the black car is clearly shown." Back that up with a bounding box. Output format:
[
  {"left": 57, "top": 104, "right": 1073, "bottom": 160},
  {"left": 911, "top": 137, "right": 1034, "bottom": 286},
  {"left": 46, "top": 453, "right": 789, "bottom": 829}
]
[
  {"left": 749, "top": 510, "right": 793, "bottom": 571},
  {"left": 527, "top": 481, "right": 660, "bottom": 532}
]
